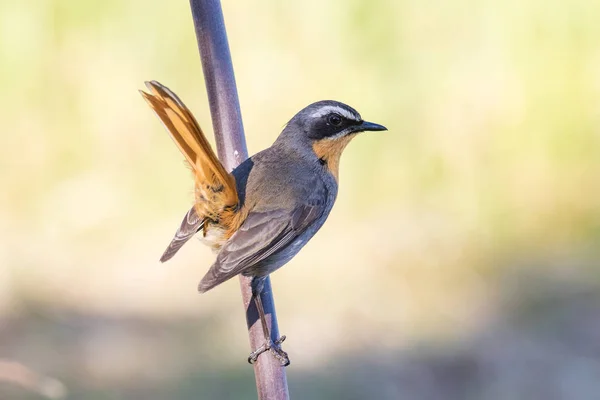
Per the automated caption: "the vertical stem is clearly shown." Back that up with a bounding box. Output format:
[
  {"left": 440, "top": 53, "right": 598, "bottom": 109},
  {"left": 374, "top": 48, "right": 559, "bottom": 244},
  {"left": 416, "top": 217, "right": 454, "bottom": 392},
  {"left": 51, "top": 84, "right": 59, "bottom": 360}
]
[{"left": 188, "top": 1, "right": 290, "bottom": 399}]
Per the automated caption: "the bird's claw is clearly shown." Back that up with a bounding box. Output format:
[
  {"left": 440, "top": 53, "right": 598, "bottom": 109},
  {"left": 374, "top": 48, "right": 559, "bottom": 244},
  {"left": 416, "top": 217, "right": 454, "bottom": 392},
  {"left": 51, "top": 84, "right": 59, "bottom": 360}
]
[
  {"left": 247, "top": 335, "right": 290, "bottom": 366},
  {"left": 271, "top": 335, "right": 289, "bottom": 366}
]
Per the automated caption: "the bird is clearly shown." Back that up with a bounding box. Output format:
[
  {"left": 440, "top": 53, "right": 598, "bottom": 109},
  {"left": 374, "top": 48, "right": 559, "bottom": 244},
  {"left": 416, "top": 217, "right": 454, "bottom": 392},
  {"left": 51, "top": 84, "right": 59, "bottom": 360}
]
[{"left": 140, "top": 80, "right": 386, "bottom": 366}]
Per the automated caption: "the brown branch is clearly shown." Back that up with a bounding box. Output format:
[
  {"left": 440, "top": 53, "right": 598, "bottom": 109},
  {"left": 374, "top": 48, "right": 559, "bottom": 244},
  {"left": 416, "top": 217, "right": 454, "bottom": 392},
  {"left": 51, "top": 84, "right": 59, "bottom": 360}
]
[{"left": 188, "top": 1, "right": 290, "bottom": 398}]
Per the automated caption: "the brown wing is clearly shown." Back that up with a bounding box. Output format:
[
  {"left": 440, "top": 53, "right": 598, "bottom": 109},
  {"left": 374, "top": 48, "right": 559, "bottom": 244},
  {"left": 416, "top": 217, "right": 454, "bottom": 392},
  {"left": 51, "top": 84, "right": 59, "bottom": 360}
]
[
  {"left": 140, "top": 80, "right": 238, "bottom": 221},
  {"left": 197, "top": 204, "right": 324, "bottom": 293}
]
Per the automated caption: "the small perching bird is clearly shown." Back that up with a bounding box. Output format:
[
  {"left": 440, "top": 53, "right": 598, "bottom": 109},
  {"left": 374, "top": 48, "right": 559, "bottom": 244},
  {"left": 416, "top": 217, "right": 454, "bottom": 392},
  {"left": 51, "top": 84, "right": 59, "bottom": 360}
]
[{"left": 141, "top": 81, "right": 386, "bottom": 365}]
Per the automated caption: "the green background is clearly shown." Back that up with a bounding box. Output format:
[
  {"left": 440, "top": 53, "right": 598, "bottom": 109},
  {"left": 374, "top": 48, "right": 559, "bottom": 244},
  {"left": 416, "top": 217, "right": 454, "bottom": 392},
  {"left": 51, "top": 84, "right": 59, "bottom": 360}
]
[{"left": 1, "top": 0, "right": 599, "bottom": 398}]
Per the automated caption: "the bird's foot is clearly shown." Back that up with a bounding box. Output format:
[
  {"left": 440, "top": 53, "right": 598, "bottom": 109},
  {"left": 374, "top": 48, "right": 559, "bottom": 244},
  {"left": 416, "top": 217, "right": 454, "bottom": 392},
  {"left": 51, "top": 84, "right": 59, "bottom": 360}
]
[{"left": 247, "top": 335, "right": 290, "bottom": 366}]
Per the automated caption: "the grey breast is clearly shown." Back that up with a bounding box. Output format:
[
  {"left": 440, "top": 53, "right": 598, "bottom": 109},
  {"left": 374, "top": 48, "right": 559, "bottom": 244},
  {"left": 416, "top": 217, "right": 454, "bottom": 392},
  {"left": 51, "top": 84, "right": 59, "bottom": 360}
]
[{"left": 232, "top": 146, "right": 339, "bottom": 277}]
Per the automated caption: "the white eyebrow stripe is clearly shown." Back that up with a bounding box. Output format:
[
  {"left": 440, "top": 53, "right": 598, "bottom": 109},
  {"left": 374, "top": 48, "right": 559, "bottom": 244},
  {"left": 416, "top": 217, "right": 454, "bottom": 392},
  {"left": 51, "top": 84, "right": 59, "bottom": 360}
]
[{"left": 310, "top": 105, "right": 359, "bottom": 121}]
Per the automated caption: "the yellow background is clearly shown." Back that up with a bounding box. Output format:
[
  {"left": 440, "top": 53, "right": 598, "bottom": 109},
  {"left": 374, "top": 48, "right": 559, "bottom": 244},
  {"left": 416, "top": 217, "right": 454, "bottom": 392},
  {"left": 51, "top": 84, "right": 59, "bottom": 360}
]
[{"left": 1, "top": 0, "right": 599, "bottom": 398}]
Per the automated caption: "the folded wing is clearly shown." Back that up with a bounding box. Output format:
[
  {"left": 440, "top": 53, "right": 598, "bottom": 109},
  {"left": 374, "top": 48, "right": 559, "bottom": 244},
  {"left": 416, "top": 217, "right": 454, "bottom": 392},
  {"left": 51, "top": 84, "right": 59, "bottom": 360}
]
[{"left": 198, "top": 204, "right": 324, "bottom": 292}]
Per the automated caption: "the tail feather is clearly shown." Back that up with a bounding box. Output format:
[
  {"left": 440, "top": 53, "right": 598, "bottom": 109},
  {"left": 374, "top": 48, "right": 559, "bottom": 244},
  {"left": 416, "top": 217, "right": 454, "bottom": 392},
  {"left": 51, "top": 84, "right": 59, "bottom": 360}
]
[
  {"left": 160, "top": 207, "right": 205, "bottom": 263},
  {"left": 140, "top": 81, "right": 238, "bottom": 217},
  {"left": 142, "top": 81, "right": 239, "bottom": 261}
]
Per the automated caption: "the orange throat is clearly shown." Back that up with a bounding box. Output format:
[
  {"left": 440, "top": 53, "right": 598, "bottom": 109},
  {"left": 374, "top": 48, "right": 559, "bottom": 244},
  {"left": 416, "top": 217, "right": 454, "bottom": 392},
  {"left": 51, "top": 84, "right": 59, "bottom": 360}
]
[{"left": 311, "top": 134, "right": 356, "bottom": 181}]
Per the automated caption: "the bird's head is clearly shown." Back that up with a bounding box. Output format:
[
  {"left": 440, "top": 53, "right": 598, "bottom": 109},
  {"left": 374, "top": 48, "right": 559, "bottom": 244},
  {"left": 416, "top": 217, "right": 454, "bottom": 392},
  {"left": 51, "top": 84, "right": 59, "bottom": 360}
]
[{"left": 278, "top": 100, "right": 387, "bottom": 180}]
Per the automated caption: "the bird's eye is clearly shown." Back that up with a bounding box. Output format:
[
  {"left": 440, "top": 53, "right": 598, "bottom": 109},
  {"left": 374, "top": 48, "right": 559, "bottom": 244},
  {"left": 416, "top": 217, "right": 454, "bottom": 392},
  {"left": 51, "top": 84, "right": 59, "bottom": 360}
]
[{"left": 328, "top": 114, "right": 343, "bottom": 126}]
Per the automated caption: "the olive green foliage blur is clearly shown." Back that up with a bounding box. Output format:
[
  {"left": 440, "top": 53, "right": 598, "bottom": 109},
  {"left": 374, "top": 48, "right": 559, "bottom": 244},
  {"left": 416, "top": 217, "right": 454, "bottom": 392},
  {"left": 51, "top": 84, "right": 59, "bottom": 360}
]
[{"left": 1, "top": 0, "right": 599, "bottom": 399}]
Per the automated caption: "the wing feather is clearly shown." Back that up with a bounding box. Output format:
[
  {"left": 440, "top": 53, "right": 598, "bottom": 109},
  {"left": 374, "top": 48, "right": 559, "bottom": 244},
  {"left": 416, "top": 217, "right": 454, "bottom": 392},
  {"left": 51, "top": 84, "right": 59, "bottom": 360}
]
[{"left": 197, "top": 205, "right": 324, "bottom": 293}]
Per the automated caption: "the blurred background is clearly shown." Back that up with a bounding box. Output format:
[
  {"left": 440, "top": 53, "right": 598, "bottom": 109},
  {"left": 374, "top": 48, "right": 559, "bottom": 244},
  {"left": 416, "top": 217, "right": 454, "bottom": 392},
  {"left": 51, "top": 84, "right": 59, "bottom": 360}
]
[{"left": 1, "top": 0, "right": 600, "bottom": 398}]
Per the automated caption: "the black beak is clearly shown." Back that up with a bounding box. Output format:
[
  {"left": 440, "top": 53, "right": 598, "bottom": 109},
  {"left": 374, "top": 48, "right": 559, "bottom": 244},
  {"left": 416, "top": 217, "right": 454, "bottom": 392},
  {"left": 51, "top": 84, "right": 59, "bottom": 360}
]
[{"left": 359, "top": 120, "right": 387, "bottom": 132}]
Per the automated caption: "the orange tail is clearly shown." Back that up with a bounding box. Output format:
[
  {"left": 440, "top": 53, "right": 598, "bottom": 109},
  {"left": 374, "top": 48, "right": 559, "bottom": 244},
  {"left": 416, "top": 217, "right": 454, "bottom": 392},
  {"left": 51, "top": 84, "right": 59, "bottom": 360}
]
[{"left": 140, "top": 81, "right": 239, "bottom": 260}]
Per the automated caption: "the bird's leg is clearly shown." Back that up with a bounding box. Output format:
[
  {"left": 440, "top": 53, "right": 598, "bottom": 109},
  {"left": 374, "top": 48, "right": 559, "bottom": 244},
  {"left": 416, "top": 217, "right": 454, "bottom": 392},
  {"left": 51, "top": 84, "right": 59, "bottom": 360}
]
[{"left": 247, "top": 277, "right": 289, "bottom": 366}]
